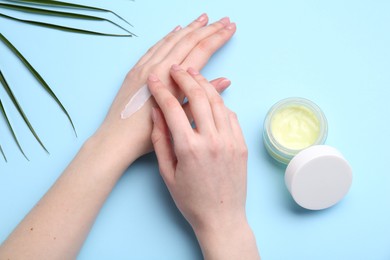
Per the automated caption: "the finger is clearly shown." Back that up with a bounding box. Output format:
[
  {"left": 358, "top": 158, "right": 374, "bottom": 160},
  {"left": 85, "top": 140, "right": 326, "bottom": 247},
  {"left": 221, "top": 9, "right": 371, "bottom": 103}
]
[
  {"left": 228, "top": 109, "right": 247, "bottom": 149},
  {"left": 210, "top": 77, "right": 231, "bottom": 93},
  {"left": 148, "top": 74, "right": 193, "bottom": 142},
  {"left": 182, "top": 77, "right": 231, "bottom": 122},
  {"left": 187, "top": 68, "right": 232, "bottom": 133},
  {"left": 134, "top": 25, "right": 182, "bottom": 68},
  {"left": 159, "top": 17, "right": 230, "bottom": 68},
  {"left": 151, "top": 107, "right": 176, "bottom": 185},
  {"left": 181, "top": 22, "right": 236, "bottom": 70},
  {"left": 137, "top": 14, "right": 209, "bottom": 68},
  {"left": 170, "top": 65, "right": 216, "bottom": 134}
]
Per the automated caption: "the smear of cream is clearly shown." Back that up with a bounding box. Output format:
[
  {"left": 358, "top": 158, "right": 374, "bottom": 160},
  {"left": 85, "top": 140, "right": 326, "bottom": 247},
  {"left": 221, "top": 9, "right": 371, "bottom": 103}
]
[{"left": 121, "top": 84, "right": 152, "bottom": 119}]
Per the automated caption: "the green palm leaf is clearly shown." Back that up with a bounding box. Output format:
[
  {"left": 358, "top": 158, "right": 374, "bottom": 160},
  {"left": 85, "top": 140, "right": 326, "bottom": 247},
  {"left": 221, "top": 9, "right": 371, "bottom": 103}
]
[
  {"left": 0, "top": 99, "right": 29, "bottom": 160},
  {"left": 9, "top": 0, "right": 134, "bottom": 28},
  {"left": 0, "top": 33, "right": 76, "bottom": 136},
  {"left": 0, "top": 0, "right": 135, "bottom": 161},
  {"left": 0, "top": 144, "right": 6, "bottom": 162},
  {"left": 0, "top": 70, "right": 48, "bottom": 153},
  {"left": 0, "top": 3, "right": 134, "bottom": 36},
  {"left": 0, "top": 13, "right": 132, "bottom": 37}
]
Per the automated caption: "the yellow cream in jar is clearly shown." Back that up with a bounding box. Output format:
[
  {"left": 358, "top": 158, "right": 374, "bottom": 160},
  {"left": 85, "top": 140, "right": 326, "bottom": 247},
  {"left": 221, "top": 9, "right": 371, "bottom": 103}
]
[
  {"left": 263, "top": 97, "right": 328, "bottom": 164},
  {"left": 271, "top": 105, "right": 320, "bottom": 150}
]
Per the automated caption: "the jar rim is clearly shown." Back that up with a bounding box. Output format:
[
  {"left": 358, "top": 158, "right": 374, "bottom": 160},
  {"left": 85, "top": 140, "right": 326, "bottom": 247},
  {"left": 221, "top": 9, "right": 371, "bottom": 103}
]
[{"left": 263, "top": 97, "right": 328, "bottom": 164}]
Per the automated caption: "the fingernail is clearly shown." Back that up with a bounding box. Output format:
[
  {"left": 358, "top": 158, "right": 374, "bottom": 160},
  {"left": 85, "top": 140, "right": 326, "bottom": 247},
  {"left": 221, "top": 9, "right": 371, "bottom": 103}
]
[
  {"left": 225, "top": 22, "right": 236, "bottom": 30},
  {"left": 148, "top": 74, "right": 159, "bottom": 82},
  {"left": 187, "top": 67, "right": 199, "bottom": 76},
  {"left": 151, "top": 107, "right": 158, "bottom": 123},
  {"left": 172, "top": 25, "right": 181, "bottom": 32},
  {"left": 171, "top": 64, "right": 181, "bottom": 71},
  {"left": 219, "top": 17, "right": 230, "bottom": 25},
  {"left": 196, "top": 13, "right": 207, "bottom": 22},
  {"left": 218, "top": 79, "right": 231, "bottom": 90}
]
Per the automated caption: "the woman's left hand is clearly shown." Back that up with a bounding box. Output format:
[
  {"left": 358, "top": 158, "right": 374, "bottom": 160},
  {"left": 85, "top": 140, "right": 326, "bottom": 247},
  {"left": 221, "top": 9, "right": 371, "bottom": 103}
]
[{"left": 91, "top": 14, "right": 236, "bottom": 168}]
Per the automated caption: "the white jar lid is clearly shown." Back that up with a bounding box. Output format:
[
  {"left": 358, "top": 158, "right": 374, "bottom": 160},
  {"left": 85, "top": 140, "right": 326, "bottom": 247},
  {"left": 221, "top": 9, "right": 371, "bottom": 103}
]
[{"left": 285, "top": 145, "right": 353, "bottom": 210}]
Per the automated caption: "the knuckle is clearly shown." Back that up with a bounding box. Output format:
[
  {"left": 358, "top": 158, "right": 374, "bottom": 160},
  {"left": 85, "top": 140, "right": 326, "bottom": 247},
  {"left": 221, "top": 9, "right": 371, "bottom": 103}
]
[
  {"left": 218, "top": 26, "right": 231, "bottom": 37},
  {"left": 189, "top": 87, "right": 206, "bottom": 99},
  {"left": 176, "top": 137, "right": 198, "bottom": 156},
  {"left": 216, "top": 27, "right": 233, "bottom": 41},
  {"left": 145, "top": 44, "right": 157, "bottom": 56},
  {"left": 196, "top": 28, "right": 232, "bottom": 55},
  {"left": 197, "top": 39, "right": 213, "bottom": 54},
  {"left": 126, "top": 66, "right": 147, "bottom": 82},
  {"left": 188, "top": 17, "right": 207, "bottom": 29},
  {"left": 129, "top": 61, "right": 164, "bottom": 83},
  {"left": 212, "top": 20, "right": 226, "bottom": 30},
  {"left": 194, "top": 76, "right": 209, "bottom": 87},
  {"left": 138, "top": 65, "right": 150, "bottom": 77},
  {"left": 210, "top": 94, "right": 224, "bottom": 107},
  {"left": 163, "top": 33, "right": 176, "bottom": 45},
  {"left": 240, "top": 144, "right": 249, "bottom": 159},
  {"left": 183, "top": 22, "right": 224, "bottom": 48},
  {"left": 163, "top": 96, "right": 179, "bottom": 109},
  {"left": 207, "top": 135, "right": 224, "bottom": 157},
  {"left": 229, "top": 110, "right": 238, "bottom": 121},
  {"left": 184, "top": 31, "right": 201, "bottom": 45},
  {"left": 150, "top": 63, "right": 164, "bottom": 75}
]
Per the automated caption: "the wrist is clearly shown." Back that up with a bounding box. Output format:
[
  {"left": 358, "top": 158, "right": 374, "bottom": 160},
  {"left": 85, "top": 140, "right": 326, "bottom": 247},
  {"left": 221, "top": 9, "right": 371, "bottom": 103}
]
[
  {"left": 83, "top": 131, "right": 141, "bottom": 174},
  {"left": 194, "top": 217, "right": 260, "bottom": 260},
  {"left": 91, "top": 101, "right": 155, "bottom": 165}
]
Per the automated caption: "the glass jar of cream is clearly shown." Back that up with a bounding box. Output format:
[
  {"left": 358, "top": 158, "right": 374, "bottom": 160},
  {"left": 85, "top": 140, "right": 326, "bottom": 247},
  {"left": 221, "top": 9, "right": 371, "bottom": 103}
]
[
  {"left": 263, "top": 97, "right": 328, "bottom": 164},
  {"left": 263, "top": 97, "right": 352, "bottom": 210}
]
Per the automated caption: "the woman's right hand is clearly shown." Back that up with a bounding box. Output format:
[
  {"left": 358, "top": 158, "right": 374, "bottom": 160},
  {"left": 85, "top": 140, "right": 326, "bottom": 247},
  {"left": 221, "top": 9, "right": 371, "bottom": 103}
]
[{"left": 149, "top": 66, "right": 260, "bottom": 260}]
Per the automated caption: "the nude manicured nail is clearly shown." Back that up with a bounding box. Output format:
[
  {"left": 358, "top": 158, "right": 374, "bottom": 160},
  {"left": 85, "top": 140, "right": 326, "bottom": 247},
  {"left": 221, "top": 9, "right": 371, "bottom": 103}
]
[
  {"left": 196, "top": 13, "right": 207, "bottom": 22},
  {"left": 219, "top": 17, "right": 230, "bottom": 25},
  {"left": 148, "top": 74, "right": 159, "bottom": 82},
  {"left": 171, "top": 64, "right": 181, "bottom": 71},
  {"left": 172, "top": 25, "right": 182, "bottom": 32},
  {"left": 225, "top": 22, "right": 236, "bottom": 30},
  {"left": 188, "top": 67, "right": 199, "bottom": 76},
  {"left": 218, "top": 79, "right": 231, "bottom": 91}
]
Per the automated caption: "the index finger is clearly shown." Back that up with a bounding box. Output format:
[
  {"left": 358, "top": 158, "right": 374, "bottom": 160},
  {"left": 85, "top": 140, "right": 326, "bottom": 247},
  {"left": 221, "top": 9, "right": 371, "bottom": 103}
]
[{"left": 147, "top": 74, "right": 193, "bottom": 142}]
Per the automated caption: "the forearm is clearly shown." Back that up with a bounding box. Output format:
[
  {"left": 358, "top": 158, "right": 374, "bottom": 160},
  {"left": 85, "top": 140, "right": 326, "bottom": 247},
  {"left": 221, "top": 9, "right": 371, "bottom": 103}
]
[{"left": 0, "top": 135, "right": 137, "bottom": 259}]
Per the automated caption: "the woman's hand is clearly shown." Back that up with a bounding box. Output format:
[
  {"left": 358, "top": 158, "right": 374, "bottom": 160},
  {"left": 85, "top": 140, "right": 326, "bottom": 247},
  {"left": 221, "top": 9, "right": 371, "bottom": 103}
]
[
  {"left": 92, "top": 14, "right": 236, "bottom": 169},
  {"left": 149, "top": 65, "right": 260, "bottom": 260},
  {"left": 0, "top": 15, "right": 242, "bottom": 260}
]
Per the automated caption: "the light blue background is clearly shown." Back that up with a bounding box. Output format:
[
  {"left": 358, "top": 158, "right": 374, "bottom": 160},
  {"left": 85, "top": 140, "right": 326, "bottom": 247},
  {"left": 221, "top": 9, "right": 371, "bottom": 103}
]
[{"left": 1, "top": 0, "right": 389, "bottom": 259}]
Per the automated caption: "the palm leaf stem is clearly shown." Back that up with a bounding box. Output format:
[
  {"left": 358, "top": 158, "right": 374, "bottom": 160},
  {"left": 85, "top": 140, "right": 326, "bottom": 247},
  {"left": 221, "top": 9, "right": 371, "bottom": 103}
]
[
  {"left": 0, "top": 3, "right": 135, "bottom": 36},
  {"left": 9, "top": 0, "right": 135, "bottom": 29},
  {"left": 0, "top": 69, "right": 48, "bottom": 153},
  {"left": 0, "top": 98, "right": 29, "bottom": 160},
  {"left": 0, "top": 33, "right": 77, "bottom": 136},
  {"left": 0, "top": 13, "right": 132, "bottom": 37}
]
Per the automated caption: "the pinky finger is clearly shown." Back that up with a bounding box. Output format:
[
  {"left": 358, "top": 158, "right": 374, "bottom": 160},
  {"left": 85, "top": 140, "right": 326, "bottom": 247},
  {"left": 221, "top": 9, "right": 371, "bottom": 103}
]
[
  {"left": 228, "top": 110, "right": 247, "bottom": 148},
  {"left": 210, "top": 77, "right": 231, "bottom": 93},
  {"left": 151, "top": 107, "right": 176, "bottom": 185}
]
